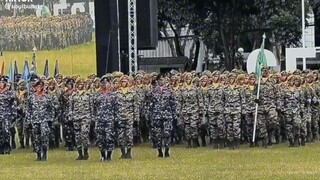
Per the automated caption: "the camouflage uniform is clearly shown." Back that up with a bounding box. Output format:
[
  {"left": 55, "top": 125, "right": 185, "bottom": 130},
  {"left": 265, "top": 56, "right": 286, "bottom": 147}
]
[
  {"left": 258, "top": 75, "right": 278, "bottom": 147},
  {"left": 207, "top": 80, "right": 225, "bottom": 149},
  {"left": 282, "top": 76, "right": 303, "bottom": 147},
  {"left": 15, "top": 80, "right": 28, "bottom": 149},
  {"left": 27, "top": 82, "right": 53, "bottom": 161},
  {"left": 149, "top": 83, "right": 176, "bottom": 157},
  {"left": 46, "top": 80, "right": 60, "bottom": 149},
  {"left": 114, "top": 75, "right": 139, "bottom": 159},
  {"left": 0, "top": 83, "right": 16, "bottom": 154},
  {"left": 224, "top": 73, "right": 242, "bottom": 149},
  {"left": 93, "top": 87, "right": 116, "bottom": 161},
  {"left": 181, "top": 74, "right": 200, "bottom": 148},
  {"left": 68, "top": 78, "right": 93, "bottom": 160}
]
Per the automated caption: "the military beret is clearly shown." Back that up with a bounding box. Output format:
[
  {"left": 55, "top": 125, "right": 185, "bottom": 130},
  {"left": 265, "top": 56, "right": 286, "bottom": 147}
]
[
  {"left": 66, "top": 79, "right": 75, "bottom": 86},
  {"left": 0, "top": 76, "right": 8, "bottom": 83},
  {"left": 29, "top": 73, "right": 40, "bottom": 82},
  {"left": 101, "top": 74, "right": 110, "bottom": 82}
]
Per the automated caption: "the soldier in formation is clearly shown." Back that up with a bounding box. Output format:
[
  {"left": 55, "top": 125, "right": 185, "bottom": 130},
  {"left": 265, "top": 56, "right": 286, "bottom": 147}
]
[
  {"left": 2, "top": 68, "right": 320, "bottom": 162},
  {"left": 0, "top": 14, "right": 93, "bottom": 51}
]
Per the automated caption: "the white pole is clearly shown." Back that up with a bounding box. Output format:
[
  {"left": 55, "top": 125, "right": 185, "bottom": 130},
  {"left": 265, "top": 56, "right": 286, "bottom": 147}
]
[
  {"left": 252, "top": 72, "right": 261, "bottom": 143},
  {"left": 302, "top": 0, "right": 306, "bottom": 70},
  {"left": 116, "top": 0, "right": 121, "bottom": 71}
]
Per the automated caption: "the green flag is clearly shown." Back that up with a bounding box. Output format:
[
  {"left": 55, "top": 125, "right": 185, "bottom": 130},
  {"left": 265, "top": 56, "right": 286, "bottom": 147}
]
[
  {"left": 255, "top": 34, "right": 268, "bottom": 78},
  {"left": 41, "top": 5, "right": 50, "bottom": 17}
]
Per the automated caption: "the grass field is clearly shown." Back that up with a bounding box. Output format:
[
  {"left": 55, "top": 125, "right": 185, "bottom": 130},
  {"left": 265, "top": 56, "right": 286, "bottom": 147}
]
[
  {"left": 0, "top": 35, "right": 96, "bottom": 77},
  {"left": 1, "top": 142, "right": 320, "bottom": 179}
]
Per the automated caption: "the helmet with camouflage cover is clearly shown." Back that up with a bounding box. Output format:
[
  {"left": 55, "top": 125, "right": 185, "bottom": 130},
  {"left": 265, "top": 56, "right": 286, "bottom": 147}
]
[
  {"left": 48, "top": 79, "right": 56, "bottom": 86},
  {"left": 17, "top": 79, "right": 26, "bottom": 87},
  {"left": 55, "top": 73, "right": 63, "bottom": 79},
  {"left": 202, "top": 70, "right": 212, "bottom": 78},
  {"left": 120, "top": 75, "right": 129, "bottom": 82},
  {"left": 76, "top": 77, "right": 85, "bottom": 84},
  {"left": 93, "top": 77, "right": 101, "bottom": 84},
  {"left": 113, "top": 71, "right": 124, "bottom": 79},
  {"left": 293, "top": 69, "right": 302, "bottom": 75}
]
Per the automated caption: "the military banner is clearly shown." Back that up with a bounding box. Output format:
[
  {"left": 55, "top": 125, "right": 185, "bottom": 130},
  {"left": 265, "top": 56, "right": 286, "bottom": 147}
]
[{"left": 0, "top": 0, "right": 96, "bottom": 75}]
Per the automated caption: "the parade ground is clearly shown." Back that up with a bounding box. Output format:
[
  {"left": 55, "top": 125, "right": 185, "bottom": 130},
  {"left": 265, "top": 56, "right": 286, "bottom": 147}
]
[{"left": 1, "top": 143, "right": 320, "bottom": 179}]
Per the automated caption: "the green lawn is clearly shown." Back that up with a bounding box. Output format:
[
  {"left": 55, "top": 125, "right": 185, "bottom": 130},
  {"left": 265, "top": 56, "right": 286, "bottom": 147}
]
[
  {"left": 0, "top": 35, "right": 96, "bottom": 77},
  {"left": 1, "top": 143, "right": 320, "bottom": 179}
]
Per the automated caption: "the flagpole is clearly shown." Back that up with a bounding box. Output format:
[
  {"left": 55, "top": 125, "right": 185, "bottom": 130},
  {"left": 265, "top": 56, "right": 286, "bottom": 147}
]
[
  {"left": 252, "top": 33, "right": 266, "bottom": 143},
  {"left": 252, "top": 71, "right": 261, "bottom": 143},
  {"left": 302, "top": 0, "right": 306, "bottom": 70}
]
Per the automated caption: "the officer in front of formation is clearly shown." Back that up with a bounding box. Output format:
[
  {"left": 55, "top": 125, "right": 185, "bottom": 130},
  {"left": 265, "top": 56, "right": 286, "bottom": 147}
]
[{"left": 27, "top": 78, "right": 54, "bottom": 161}]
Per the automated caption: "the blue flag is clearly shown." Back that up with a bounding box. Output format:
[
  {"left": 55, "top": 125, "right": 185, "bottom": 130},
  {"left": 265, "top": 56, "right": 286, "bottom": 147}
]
[
  {"left": 22, "top": 61, "right": 30, "bottom": 81},
  {"left": 8, "top": 62, "right": 14, "bottom": 83},
  {"left": 54, "top": 59, "right": 59, "bottom": 77},
  {"left": 22, "top": 61, "right": 30, "bottom": 92},
  {"left": 44, "top": 59, "right": 49, "bottom": 78}
]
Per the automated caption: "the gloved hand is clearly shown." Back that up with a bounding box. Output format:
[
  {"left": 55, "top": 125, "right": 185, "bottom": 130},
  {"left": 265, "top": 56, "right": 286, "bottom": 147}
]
[{"left": 254, "top": 99, "right": 261, "bottom": 104}]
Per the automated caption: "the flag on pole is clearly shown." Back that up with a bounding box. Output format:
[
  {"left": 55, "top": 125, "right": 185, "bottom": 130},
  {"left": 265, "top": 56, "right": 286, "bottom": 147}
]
[
  {"left": 255, "top": 33, "right": 268, "bottom": 79},
  {"left": 1, "top": 61, "right": 4, "bottom": 77},
  {"left": 252, "top": 33, "right": 268, "bottom": 143},
  {"left": 54, "top": 59, "right": 59, "bottom": 77},
  {"left": 22, "top": 61, "right": 30, "bottom": 92},
  {"left": 8, "top": 62, "right": 14, "bottom": 83},
  {"left": 22, "top": 61, "right": 30, "bottom": 81},
  {"left": 44, "top": 59, "right": 49, "bottom": 78}
]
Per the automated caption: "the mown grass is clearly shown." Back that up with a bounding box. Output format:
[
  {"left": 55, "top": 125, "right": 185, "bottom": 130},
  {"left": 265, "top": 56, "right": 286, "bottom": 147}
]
[
  {"left": 1, "top": 142, "right": 320, "bottom": 179},
  {"left": 0, "top": 34, "right": 96, "bottom": 77}
]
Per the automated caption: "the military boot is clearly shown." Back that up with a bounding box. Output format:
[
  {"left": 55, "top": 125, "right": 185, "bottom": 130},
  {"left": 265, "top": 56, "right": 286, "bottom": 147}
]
[
  {"left": 75, "top": 148, "right": 83, "bottom": 160},
  {"left": 120, "top": 148, "right": 126, "bottom": 159},
  {"left": 186, "top": 139, "right": 192, "bottom": 149},
  {"left": 100, "top": 150, "right": 106, "bottom": 162},
  {"left": 293, "top": 136, "right": 299, "bottom": 147},
  {"left": 42, "top": 147, "right": 48, "bottom": 161},
  {"left": 262, "top": 139, "right": 268, "bottom": 149},
  {"left": 219, "top": 139, "right": 225, "bottom": 149},
  {"left": 83, "top": 148, "right": 89, "bottom": 160},
  {"left": 164, "top": 148, "right": 170, "bottom": 158},
  {"left": 126, "top": 148, "right": 132, "bottom": 159},
  {"left": 192, "top": 138, "right": 199, "bottom": 148},
  {"left": 106, "top": 151, "right": 112, "bottom": 161},
  {"left": 157, "top": 148, "right": 163, "bottom": 158},
  {"left": 234, "top": 139, "right": 240, "bottom": 149},
  {"left": 19, "top": 141, "right": 25, "bottom": 149},
  {"left": 201, "top": 136, "right": 207, "bottom": 147},
  {"left": 35, "top": 152, "right": 41, "bottom": 161},
  {"left": 301, "top": 137, "right": 306, "bottom": 146},
  {"left": 213, "top": 139, "right": 219, "bottom": 149},
  {"left": 227, "top": 140, "right": 234, "bottom": 150},
  {"left": 289, "top": 138, "right": 294, "bottom": 147}
]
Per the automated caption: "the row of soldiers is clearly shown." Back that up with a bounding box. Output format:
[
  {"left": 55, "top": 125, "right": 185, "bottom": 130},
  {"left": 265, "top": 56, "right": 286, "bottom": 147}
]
[
  {"left": 1, "top": 68, "right": 320, "bottom": 161},
  {"left": 0, "top": 14, "right": 93, "bottom": 51}
]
